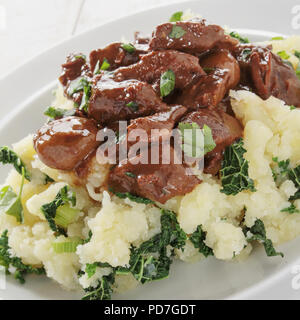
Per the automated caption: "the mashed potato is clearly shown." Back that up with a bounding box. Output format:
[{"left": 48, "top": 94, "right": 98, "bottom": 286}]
[{"left": 0, "top": 36, "right": 300, "bottom": 294}]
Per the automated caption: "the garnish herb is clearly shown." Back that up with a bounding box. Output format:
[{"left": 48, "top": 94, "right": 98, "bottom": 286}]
[
  {"left": 0, "top": 168, "right": 25, "bottom": 223},
  {"left": 0, "top": 230, "right": 45, "bottom": 284},
  {"left": 160, "top": 69, "right": 175, "bottom": 97},
  {"left": 94, "top": 58, "right": 111, "bottom": 74},
  {"left": 169, "top": 11, "right": 183, "bottom": 22},
  {"left": 79, "top": 80, "right": 92, "bottom": 113},
  {"left": 169, "top": 25, "right": 186, "bottom": 39},
  {"left": 178, "top": 122, "right": 216, "bottom": 158},
  {"left": 121, "top": 43, "right": 136, "bottom": 54},
  {"left": 74, "top": 54, "right": 86, "bottom": 61},
  {"left": 67, "top": 77, "right": 88, "bottom": 97},
  {"left": 44, "top": 106, "right": 76, "bottom": 120},
  {"left": 229, "top": 31, "right": 249, "bottom": 43},
  {"left": 125, "top": 172, "right": 136, "bottom": 178},
  {"left": 281, "top": 204, "right": 300, "bottom": 214},
  {"left": 290, "top": 105, "right": 296, "bottom": 110},
  {"left": 0, "top": 146, "right": 31, "bottom": 181},
  {"left": 190, "top": 225, "right": 214, "bottom": 257},
  {"left": 241, "top": 48, "right": 252, "bottom": 61},
  {"left": 126, "top": 101, "right": 139, "bottom": 112},
  {"left": 243, "top": 219, "right": 283, "bottom": 257},
  {"left": 41, "top": 186, "right": 77, "bottom": 236},
  {"left": 220, "top": 139, "right": 256, "bottom": 196},
  {"left": 294, "top": 50, "right": 300, "bottom": 59},
  {"left": 203, "top": 67, "right": 216, "bottom": 74}
]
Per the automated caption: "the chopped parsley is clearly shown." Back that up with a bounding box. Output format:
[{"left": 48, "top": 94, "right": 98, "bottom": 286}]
[
  {"left": 160, "top": 69, "right": 175, "bottom": 97},
  {"left": 41, "top": 186, "right": 77, "bottom": 236},
  {"left": 229, "top": 31, "right": 249, "bottom": 44},
  {"left": 190, "top": 225, "right": 213, "bottom": 257},
  {"left": 169, "top": 25, "right": 186, "bottom": 39},
  {"left": 169, "top": 11, "right": 183, "bottom": 22},
  {"left": 121, "top": 43, "right": 136, "bottom": 54},
  {"left": 220, "top": 139, "right": 256, "bottom": 195},
  {"left": 243, "top": 219, "right": 283, "bottom": 257},
  {"left": 0, "top": 230, "right": 45, "bottom": 284},
  {"left": 125, "top": 172, "right": 136, "bottom": 178},
  {"left": 126, "top": 101, "right": 139, "bottom": 112},
  {"left": 44, "top": 106, "right": 76, "bottom": 120},
  {"left": 0, "top": 146, "right": 31, "bottom": 181},
  {"left": 178, "top": 122, "right": 216, "bottom": 158}
]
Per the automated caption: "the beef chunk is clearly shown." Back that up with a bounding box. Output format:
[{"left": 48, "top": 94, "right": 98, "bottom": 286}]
[
  {"left": 234, "top": 44, "right": 300, "bottom": 107},
  {"left": 88, "top": 75, "right": 169, "bottom": 125},
  {"left": 177, "top": 49, "right": 240, "bottom": 108},
  {"left": 114, "top": 50, "right": 205, "bottom": 94},
  {"left": 33, "top": 116, "right": 99, "bottom": 171},
  {"left": 149, "top": 20, "right": 238, "bottom": 54}
]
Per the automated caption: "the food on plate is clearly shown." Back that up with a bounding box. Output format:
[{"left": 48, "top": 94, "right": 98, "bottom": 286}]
[{"left": 1, "top": 11, "right": 300, "bottom": 300}]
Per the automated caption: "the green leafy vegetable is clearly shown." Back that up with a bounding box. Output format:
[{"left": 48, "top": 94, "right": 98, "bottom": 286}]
[
  {"left": 79, "top": 80, "right": 92, "bottom": 113},
  {"left": 294, "top": 50, "right": 300, "bottom": 59},
  {"left": 44, "top": 174, "right": 55, "bottom": 185},
  {"left": 0, "top": 230, "right": 45, "bottom": 284},
  {"left": 111, "top": 189, "right": 154, "bottom": 205},
  {"left": 121, "top": 43, "right": 136, "bottom": 53},
  {"left": 190, "top": 225, "right": 213, "bottom": 257},
  {"left": 229, "top": 31, "right": 249, "bottom": 43},
  {"left": 41, "top": 186, "right": 77, "bottom": 236},
  {"left": 290, "top": 105, "right": 296, "bottom": 110},
  {"left": 241, "top": 48, "right": 252, "bottom": 61},
  {"left": 126, "top": 101, "right": 139, "bottom": 112},
  {"left": 220, "top": 139, "right": 256, "bottom": 195},
  {"left": 160, "top": 69, "right": 175, "bottom": 97},
  {"left": 281, "top": 203, "right": 300, "bottom": 214},
  {"left": 271, "top": 157, "right": 290, "bottom": 182},
  {"left": 288, "top": 165, "right": 300, "bottom": 188},
  {"left": 44, "top": 106, "right": 76, "bottom": 119},
  {"left": 169, "top": 25, "right": 186, "bottom": 39},
  {"left": 82, "top": 273, "right": 115, "bottom": 300},
  {"left": 0, "top": 146, "right": 31, "bottom": 181},
  {"left": 67, "top": 77, "right": 88, "bottom": 96},
  {"left": 178, "top": 122, "right": 216, "bottom": 158},
  {"left": 169, "top": 11, "right": 183, "bottom": 22},
  {"left": 94, "top": 58, "right": 111, "bottom": 74},
  {"left": 243, "top": 219, "right": 283, "bottom": 257},
  {"left": 0, "top": 168, "right": 25, "bottom": 223}
]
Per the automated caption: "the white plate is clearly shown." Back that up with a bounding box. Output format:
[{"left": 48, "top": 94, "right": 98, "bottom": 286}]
[{"left": 0, "top": 0, "right": 299, "bottom": 300}]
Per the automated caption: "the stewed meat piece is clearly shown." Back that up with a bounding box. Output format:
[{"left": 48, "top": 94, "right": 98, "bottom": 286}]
[
  {"left": 33, "top": 116, "right": 99, "bottom": 171},
  {"left": 234, "top": 44, "right": 300, "bottom": 107},
  {"left": 89, "top": 42, "right": 146, "bottom": 73},
  {"left": 149, "top": 19, "right": 238, "bottom": 54},
  {"left": 114, "top": 50, "right": 205, "bottom": 94},
  {"left": 88, "top": 75, "right": 170, "bottom": 125},
  {"left": 177, "top": 49, "right": 240, "bottom": 108}
]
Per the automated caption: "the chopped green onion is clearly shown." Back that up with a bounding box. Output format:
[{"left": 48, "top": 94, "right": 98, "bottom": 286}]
[
  {"left": 121, "top": 43, "right": 136, "bottom": 54},
  {"left": 52, "top": 238, "right": 83, "bottom": 254},
  {"left": 74, "top": 54, "right": 86, "bottom": 61},
  {"left": 54, "top": 204, "right": 79, "bottom": 229},
  {"left": 160, "top": 69, "right": 175, "bottom": 97},
  {"left": 169, "top": 25, "right": 186, "bottom": 39},
  {"left": 277, "top": 50, "right": 290, "bottom": 60},
  {"left": 94, "top": 59, "right": 111, "bottom": 74},
  {"left": 271, "top": 36, "right": 284, "bottom": 41},
  {"left": 126, "top": 101, "right": 139, "bottom": 112},
  {"left": 169, "top": 11, "right": 183, "bottom": 22}
]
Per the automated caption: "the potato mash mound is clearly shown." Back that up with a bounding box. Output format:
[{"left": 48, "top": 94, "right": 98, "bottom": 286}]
[{"left": 1, "top": 36, "right": 300, "bottom": 295}]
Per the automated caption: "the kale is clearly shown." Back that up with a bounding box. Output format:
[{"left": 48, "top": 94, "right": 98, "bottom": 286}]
[
  {"left": 288, "top": 165, "right": 300, "bottom": 188},
  {"left": 281, "top": 204, "right": 300, "bottom": 214},
  {"left": 111, "top": 189, "right": 154, "bottom": 205},
  {"left": 229, "top": 31, "right": 249, "bottom": 43},
  {"left": 44, "top": 106, "right": 76, "bottom": 120},
  {"left": 44, "top": 174, "right": 55, "bottom": 185},
  {"left": 271, "top": 157, "right": 290, "bottom": 182},
  {"left": 190, "top": 225, "right": 214, "bottom": 257},
  {"left": 41, "top": 186, "right": 76, "bottom": 236},
  {"left": 220, "top": 139, "right": 256, "bottom": 195},
  {"left": 243, "top": 219, "right": 283, "bottom": 257},
  {"left": 0, "top": 146, "right": 31, "bottom": 181},
  {"left": 0, "top": 230, "right": 45, "bottom": 284},
  {"left": 82, "top": 273, "right": 115, "bottom": 301}
]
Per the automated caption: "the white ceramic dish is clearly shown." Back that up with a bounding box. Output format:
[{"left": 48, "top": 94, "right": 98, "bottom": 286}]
[{"left": 0, "top": 0, "right": 300, "bottom": 300}]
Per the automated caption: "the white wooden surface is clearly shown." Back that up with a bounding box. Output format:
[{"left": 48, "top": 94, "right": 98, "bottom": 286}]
[{"left": 0, "top": 0, "right": 187, "bottom": 77}]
